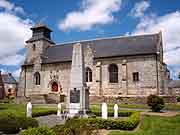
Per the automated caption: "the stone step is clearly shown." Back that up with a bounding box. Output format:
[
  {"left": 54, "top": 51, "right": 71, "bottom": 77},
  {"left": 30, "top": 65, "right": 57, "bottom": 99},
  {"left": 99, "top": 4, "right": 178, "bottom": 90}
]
[
  {"left": 29, "top": 95, "right": 46, "bottom": 104},
  {"left": 44, "top": 94, "right": 60, "bottom": 104}
]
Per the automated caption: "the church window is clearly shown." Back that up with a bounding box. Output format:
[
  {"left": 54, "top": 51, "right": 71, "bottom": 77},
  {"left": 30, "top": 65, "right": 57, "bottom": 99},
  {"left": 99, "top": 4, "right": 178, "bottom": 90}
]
[
  {"left": 109, "top": 64, "right": 118, "bottom": 83},
  {"left": 51, "top": 82, "right": 58, "bottom": 92},
  {"left": 86, "top": 67, "right": 92, "bottom": 82},
  {"left": 133, "top": 72, "right": 139, "bottom": 82},
  {"left": 34, "top": 72, "right": 40, "bottom": 85},
  {"left": 33, "top": 44, "right": 36, "bottom": 51}
]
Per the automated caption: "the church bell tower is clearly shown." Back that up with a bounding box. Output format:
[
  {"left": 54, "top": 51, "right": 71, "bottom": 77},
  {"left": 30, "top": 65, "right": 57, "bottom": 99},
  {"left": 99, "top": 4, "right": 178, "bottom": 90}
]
[{"left": 25, "top": 23, "right": 54, "bottom": 65}]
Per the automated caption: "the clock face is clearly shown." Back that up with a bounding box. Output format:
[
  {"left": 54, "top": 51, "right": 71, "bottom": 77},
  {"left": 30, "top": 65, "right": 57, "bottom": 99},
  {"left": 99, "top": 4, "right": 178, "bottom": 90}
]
[{"left": 51, "top": 82, "right": 58, "bottom": 92}]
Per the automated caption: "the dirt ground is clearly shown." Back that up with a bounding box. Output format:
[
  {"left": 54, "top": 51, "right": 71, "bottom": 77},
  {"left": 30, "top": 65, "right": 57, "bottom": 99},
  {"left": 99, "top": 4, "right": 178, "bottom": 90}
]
[{"left": 141, "top": 111, "right": 179, "bottom": 117}]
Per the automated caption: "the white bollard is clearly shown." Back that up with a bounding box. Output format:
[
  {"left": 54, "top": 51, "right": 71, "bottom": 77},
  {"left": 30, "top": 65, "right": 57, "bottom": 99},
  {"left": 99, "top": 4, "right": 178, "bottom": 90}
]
[
  {"left": 114, "top": 104, "right": 118, "bottom": 118},
  {"left": 102, "top": 102, "right": 108, "bottom": 119},
  {"left": 57, "top": 103, "right": 61, "bottom": 117},
  {"left": 26, "top": 102, "right": 32, "bottom": 117}
]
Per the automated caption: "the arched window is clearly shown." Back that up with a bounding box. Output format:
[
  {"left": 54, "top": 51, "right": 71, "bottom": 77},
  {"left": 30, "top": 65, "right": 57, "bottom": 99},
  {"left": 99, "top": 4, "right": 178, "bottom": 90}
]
[
  {"left": 51, "top": 82, "right": 58, "bottom": 92},
  {"left": 86, "top": 67, "right": 92, "bottom": 82},
  {"left": 108, "top": 64, "right": 118, "bottom": 83},
  {"left": 34, "top": 72, "right": 40, "bottom": 85}
]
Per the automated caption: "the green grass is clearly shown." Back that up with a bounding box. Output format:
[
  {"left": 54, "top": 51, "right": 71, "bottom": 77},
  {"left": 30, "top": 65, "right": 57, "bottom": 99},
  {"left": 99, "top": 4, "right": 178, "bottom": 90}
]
[
  {"left": 0, "top": 103, "right": 57, "bottom": 117},
  {"left": 91, "top": 103, "right": 180, "bottom": 111},
  {"left": 109, "top": 115, "right": 180, "bottom": 135}
]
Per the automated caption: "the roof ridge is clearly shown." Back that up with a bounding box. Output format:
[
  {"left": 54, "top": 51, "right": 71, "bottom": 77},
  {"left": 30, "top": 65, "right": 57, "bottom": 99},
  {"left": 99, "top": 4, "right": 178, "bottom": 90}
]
[{"left": 55, "top": 32, "right": 159, "bottom": 46}]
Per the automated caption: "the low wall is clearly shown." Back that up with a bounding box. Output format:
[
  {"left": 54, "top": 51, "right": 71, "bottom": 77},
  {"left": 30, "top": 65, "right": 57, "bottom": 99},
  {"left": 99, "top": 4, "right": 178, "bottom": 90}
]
[{"left": 90, "top": 95, "right": 177, "bottom": 104}]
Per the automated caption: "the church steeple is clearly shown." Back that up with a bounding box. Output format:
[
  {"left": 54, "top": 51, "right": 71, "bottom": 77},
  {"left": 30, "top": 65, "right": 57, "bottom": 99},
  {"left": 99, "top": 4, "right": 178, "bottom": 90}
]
[
  {"left": 24, "top": 23, "right": 54, "bottom": 65},
  {"left": 26, "top": 23, "right": 54, "bottom": 43}
]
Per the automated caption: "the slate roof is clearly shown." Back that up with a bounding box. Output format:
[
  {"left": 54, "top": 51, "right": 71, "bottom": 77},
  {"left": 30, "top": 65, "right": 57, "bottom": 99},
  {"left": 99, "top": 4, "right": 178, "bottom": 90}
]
[
  {"left": 1, "top": 73, "right": 17, "bottom": 84},
  {"left": 31, "top": 23, "right": 52, "bottom": 32},
  {"left": 168, "top": 80, "right": 180, "bottom": 88},
  {"left": 42, "top": 33, "right": 160, "bottom": 64}
]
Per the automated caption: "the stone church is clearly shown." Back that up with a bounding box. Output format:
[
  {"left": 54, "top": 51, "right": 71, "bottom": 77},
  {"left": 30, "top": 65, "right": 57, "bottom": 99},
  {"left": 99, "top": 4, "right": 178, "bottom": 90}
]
[{"left": 18, "top": 23, "right": 170, "bottom": 103}]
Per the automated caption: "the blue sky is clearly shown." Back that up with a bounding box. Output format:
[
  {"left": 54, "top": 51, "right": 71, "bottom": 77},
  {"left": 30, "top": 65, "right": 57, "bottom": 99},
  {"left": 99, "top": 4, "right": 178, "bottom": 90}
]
[{"left": 0, "top": 0, "right": 180, "bottom": 79}]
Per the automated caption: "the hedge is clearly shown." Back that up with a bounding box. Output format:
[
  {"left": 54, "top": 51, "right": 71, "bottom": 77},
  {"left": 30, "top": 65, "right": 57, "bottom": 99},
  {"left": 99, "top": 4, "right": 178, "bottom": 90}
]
[
  {"left": 85, "top": 112, "right": 140, "bottom": 130},
  {"left": 32, "top": 110, "right": 57, "bottom": 117},
  {"left": 21, "top": 127, "right": 56, "bottom": 135},
  {"left": 0, "top": 113, "right": 38, "bottom": 134},
  {"left": 53, "top": 112, "right": 140, "bottom": 134}
]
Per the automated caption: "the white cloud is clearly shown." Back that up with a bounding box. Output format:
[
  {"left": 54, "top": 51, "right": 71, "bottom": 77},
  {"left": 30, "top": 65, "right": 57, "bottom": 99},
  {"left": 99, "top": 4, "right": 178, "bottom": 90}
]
[
  {"left": 130, "top": 1, "right": 150, "bottom": 18},
  {"left": 0, "top": 12, "right": 32, "bottom": 59},
  {"left": 0, "top": 0, "right": 13, "bottom": 11},
  {"left": 59, "top": 0, "right": 122, "bottom": 31},
  {"left": 132, "top": 11, "right": 180, "bottom": 66},
  {"left": 12, "top": 68, "right": 21, "bottom": 78},
  {"left": 0, "top": 0, "right": 25, "bottom": 14},
  {"left": 0, "top": 54, "right": 25, "bottom": 66},
  {"left": 14, "top": 6, "right": 25, "bottom": 15},
  {"left": 0, "top": 0, "right": 33, "bottom": 69}
]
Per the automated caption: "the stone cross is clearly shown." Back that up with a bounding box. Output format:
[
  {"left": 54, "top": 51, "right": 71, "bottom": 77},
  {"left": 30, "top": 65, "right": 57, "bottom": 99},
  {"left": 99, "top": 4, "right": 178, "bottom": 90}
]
[
  {"left": 26, "top": 102, "right": 32, "bottom": 117},
  {"left": 57, "top": 103, "right": 61, "bottom": 117},
  {"left": 102, "top": 102, "right": 108, "bottom": 119},
  {"left": 114, "top": 104, "right": 118, "bottom": 118}
]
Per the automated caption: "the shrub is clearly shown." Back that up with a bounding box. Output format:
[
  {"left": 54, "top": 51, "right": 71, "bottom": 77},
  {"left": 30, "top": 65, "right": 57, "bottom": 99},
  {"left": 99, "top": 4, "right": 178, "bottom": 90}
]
[
  {"left": 0, "top": 113, "right": 38, "bottom": 134},
  {"left": 147, "top": 95, "right": 165, "bottom": 112},
  {"left": 21, "top": 127, "right": 56, "bottom": 135},
  {"left": 52, "top": 118, "right": 98, "bottom": 135},
  {"left": 177, "top": 97, "right": 180, "bottom": 102},
  {"left": 17, "top": 116, "right": 39, "bottom": 129}
]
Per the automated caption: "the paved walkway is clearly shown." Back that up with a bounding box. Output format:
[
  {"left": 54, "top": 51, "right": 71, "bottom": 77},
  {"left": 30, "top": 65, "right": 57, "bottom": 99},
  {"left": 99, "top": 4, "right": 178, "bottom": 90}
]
[{"left": 35, "top": 115, "right": 65, "bottom": 128}]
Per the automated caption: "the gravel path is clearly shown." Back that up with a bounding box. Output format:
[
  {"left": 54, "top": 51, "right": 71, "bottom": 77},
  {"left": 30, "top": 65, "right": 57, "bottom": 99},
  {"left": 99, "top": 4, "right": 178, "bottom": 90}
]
[{"left": 35, "top": 115, "right": 65, "bottom": 128}]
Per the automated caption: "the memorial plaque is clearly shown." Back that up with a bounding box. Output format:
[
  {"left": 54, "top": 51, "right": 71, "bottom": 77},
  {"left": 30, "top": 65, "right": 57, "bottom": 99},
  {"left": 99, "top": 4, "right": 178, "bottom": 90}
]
[{"left": 70, "top": 88, "right": 80, "bottom": 103}]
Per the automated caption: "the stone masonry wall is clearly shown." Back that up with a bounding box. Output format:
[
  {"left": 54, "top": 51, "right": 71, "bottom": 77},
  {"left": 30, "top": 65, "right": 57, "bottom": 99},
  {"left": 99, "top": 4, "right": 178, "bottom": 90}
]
[
  {"left": 22, "top": 54, "right": 159, "bottom": 98},
  {"left": 96, "top": 55, "right": 158, "bottom": 96}
]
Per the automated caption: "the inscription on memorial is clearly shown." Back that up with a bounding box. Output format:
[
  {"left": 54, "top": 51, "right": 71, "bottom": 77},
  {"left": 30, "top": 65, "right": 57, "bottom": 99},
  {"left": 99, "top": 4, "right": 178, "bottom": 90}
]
[{"left": 70, "top": 88, "right": 80, "bottom": 103}]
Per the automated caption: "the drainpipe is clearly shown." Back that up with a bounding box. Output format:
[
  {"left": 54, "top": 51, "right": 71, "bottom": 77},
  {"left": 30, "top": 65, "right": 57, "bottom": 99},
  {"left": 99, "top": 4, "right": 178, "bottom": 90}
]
[
  {"left": 24, "top": 66, "right": 28, "bottom": 98},
  {"left": 156, "top": 52, "right": 160, "bottom": 95}
]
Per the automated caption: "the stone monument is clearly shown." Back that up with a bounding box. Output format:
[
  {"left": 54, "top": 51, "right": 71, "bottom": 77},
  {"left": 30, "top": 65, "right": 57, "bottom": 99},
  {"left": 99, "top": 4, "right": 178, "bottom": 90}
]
[
  {"left": 102, "top": 102, "right": 108, "bottom": 119},
  {"left": 67, "top": 43, "right": 89, "bottom": 117},
  {"left": 26, "top": 102, "right": 32, "bottom": 117},
  {"left": 114, "top": 104, "right": 118, "bottom": 118}
]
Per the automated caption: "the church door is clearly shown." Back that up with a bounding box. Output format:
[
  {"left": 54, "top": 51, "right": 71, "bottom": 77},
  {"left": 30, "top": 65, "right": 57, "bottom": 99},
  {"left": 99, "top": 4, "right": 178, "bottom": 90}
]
[{"left": 51, "top": 82, "right": 58, "bottom": 92}]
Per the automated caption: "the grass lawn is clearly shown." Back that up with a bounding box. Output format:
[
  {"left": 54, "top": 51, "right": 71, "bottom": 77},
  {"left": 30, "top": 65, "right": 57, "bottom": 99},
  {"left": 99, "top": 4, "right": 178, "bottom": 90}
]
[
  {"left": 0, "top": 103, "right": 57, "bottom": 117},
  {"left": 109, "top": 115, "right": 180, "bottom": 135}
]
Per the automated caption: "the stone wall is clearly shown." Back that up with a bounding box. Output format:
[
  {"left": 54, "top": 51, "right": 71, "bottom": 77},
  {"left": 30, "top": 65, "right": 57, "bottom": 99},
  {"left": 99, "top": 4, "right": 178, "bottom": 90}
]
[
  {"left": 94, "top": 55, "right": 158, "bottom": 96},
  {"left": 20, "top": 54, "right": 162, "bottom": 98},
  {"left": 24, "top": 63, "right": 71, "bottom": 96}
]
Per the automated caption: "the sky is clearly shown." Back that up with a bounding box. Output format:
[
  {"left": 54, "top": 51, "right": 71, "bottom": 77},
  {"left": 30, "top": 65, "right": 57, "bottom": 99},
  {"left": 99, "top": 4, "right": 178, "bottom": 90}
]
[{"left": 0, "top": 0, "right": 180, "bottom": 80}]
